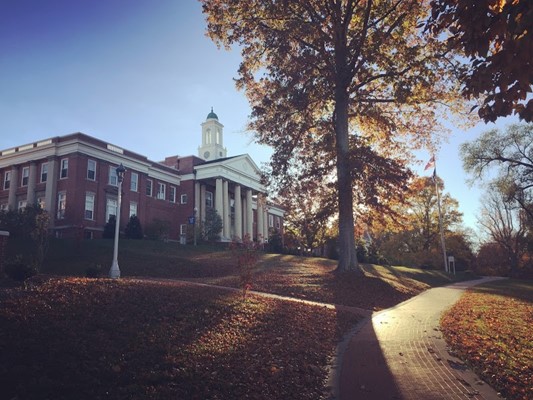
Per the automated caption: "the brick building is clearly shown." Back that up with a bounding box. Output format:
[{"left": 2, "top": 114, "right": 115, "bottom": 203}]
[{"left": 0, "top": 110, "right": 283, "bottom": 242}]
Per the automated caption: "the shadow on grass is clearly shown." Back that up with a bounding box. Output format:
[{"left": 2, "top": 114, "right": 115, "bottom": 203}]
[
  {"left": 40, "top": 239, "right": 232, "bottom": 278},
  {"left": 366, "top": 264, "right": 479, "bottom": 288},
  {"left": 469, "top": 278, "right": 533, "bottom": 304},
  {"left": 0, "top": 278, "right": 361, "bottom": 400},
  {"left": 0, "top": 279, "right": 239, "bottom": 399}
]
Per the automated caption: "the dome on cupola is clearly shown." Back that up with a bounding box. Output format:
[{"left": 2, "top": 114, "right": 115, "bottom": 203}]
[{"left": 206, "top": 107, "right": 218, "bottom": 120}]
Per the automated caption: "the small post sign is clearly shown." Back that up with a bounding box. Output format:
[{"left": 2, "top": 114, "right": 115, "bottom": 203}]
[
  {"left": 448, "top": 256, "right": 456, "bottom": 275},
  {"left": 188, "top": 216, "right": 195, "bottom": 225}
]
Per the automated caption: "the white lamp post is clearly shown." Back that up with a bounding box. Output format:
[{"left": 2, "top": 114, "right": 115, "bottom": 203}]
[{"left": 109, "top": 163, "right": 125, "bottom": 279}]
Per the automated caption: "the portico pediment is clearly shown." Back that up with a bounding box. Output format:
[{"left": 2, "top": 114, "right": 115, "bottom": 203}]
[{"left": 194, "top": 154, "right": 264, "bottom": 192}]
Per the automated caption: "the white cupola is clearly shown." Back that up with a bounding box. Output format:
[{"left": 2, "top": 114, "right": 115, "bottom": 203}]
[{"left": 198, "top": 108, "right": 227, "bottom": 161}]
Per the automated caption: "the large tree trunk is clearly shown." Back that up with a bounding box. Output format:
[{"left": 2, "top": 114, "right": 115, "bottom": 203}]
[{"left": 334, "top": 85, "right": 361, "bottom": 273}]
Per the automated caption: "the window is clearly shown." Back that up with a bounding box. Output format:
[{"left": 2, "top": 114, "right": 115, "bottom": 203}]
[
  {"left": 276, "top": 216, "right": 281, "bottom": 229},
  {"left": 57, "top": 192, "right": 66, "bottom": 219},
  {"left": 146, "top": 179, "right": 153, "bottom": 196},
  {"left": 169, "top": 186, "right": 176, "bottom": 203},
  {"left": 37, "top": 197, "right": 45, "bottom": 210},
  {"left": 268, "top": 214, "right": 274, "bottom": 228},
  {"left": 180, "top": 224, "right": 187, "bottom": 236},
  {"left": 40, "top": 163, "right": 48, "bottom": 183},
  {"left": 21, "top": 167, "right": 29, "bottom": 187},
  {"left": 130, "top": 172, "right": 138, "bottom": 192},
  {"left": 85, "top": 193, "right": 95, "bottom": 220},
  {"left": 18, "top": 200, "right": 27, "bottom": 210},
  {"left": 84, "top": 231, "right": 94, "bottom": 240},
  {"left": 3, "top": 171, "right": 11, "bottom": 190},
  {"left": 157, "top": 183, "right": 166, "bottom": 200},
  {"left": 87, "top": 160, "right": 96, "bottom": 181},
  {"left": 206, "top": 191, "right": 213, "bottom": 208},
  {"left": 0, "top": 204, "right": 7, "bottom": 211},
  {"left": 106, "top": 198, "right": 118, "bottom": 222},
  {"left": 129, "top": 201, "right": 137, "bottom": 218},
  {"left": 181, "top": 193, "right": 188, "bottom": 204},
  {"left": 109, "top": 166, "right": 118, "bottom": 186},
  {"left": 60, "top": 158, "right": 68, "bottom": 179}
]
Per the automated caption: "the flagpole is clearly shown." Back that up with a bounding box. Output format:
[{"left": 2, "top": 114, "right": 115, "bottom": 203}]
[{"left": 433, "top": 162, "right": 448, "bottom": 273}]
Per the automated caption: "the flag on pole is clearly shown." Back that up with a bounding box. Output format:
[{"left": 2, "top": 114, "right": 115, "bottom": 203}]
[{"left": 424, "top": 155, "right": 435, "bottom": 171}]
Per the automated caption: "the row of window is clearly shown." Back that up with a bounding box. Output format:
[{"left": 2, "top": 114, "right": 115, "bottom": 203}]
[
  {"left": 88, "top": 160, "right": 182, "bottom": 203},
  {"left": 1, "top": 158, "right": 185, "bottom": 204},
  {"left": 0, "top": 198, "right": 46, "bottom": 212},
  {"left": 2, "top": 193, "right": 281, "bottom": 238},
  {"left": 3, "top": 163, "right": 50, "bottom": 190},
  {"left": 53, "top": 191, "right": 139, "bottom": 222},
  {"left": 2, "top": 159, "right": 68, "bottom": 190},
  {"left": 268, "top": 214, "right": 282, "bottom": 230}
]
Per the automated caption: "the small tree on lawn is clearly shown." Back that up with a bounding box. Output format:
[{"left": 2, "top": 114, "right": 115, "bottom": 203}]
[
  {"left": 125, "top": 215, "right": 143, "bottom": 239},
  {"left": 230, "top": 234, "right": 263, "bottom": 300},
  {"left": 267, "top": 229, "right": 283, "bottom": 254},
  {"left": 0, "top": 206, "right": 50, "bottom": 279},
  {"left": 203, "top": 208, "right": 223, "bottom": 242},
  {"left": 31, "top": 211, "right": 50, "bottom": 270},
  {"left": 103, "top": 216, "right": 116, "bottom": 239},
  {"left": 144, "top": 218, "right": 171, "bottom": 241}
]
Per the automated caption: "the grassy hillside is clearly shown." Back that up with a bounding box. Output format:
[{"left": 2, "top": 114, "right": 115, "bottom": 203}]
[
  {"left": 0, "top": 238, "right": 483, "bottom": 400},
  {"left": 0, "top": 278, "right": 360, "bottom": 400},
  {"left": 34, "top": 238, "right": 478, "bottom": 310},
  {"left": 441, "top": 279, "right": 533, "bottom": 400}
]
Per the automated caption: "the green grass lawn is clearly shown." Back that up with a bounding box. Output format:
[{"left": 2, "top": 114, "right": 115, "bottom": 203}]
[
  {"left": 0, "top": 278, "right": 360, "bottom": 400},
  {"left": 440, "top": 279, "right": 533, "bottom": 400},
  {"left": 37, "top": 238, "right": 476, "bottom": 310},
  {"left": 0, "top": 238, "right": 494, "bottom": 399}
]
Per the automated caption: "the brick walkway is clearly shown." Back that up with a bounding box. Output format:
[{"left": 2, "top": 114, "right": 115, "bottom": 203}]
[{"left": 337, "top": 277, "right": 505, "bottom": 400}]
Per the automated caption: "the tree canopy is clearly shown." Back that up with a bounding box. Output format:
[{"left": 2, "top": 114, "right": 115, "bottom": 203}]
[
  {"left": 406, "top": 176, "right": 463, "bottom": 252},
  {"left": 278, "top": 178, "right": 336, "bottom": 255},
  {"left": 201, "top": 0, "right": 468, "bottom": 272},
  {"left": 461, "top": 123, "right": 533, "bottom": 225},
  {"left": 477, "top": 182, "right": 529, "bottom": 275},
  {"left": 371, "top": 176, "right": 468, "bottom": 269},
  {"left": 427, "top": 0, "right": 533, "bottom": 122}
]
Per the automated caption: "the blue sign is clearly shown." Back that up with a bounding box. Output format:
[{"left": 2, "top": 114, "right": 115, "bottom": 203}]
[{"left": 188, "top": 216, "right": 195, "bottom": 224}]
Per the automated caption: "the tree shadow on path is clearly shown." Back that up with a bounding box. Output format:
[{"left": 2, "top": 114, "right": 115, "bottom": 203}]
[{"left": 338, "top": 316, "right": 401, "bottom": 400}]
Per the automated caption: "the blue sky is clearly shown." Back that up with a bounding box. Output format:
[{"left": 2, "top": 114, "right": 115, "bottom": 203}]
[{"left": 0, "top": 0, "right": 517, "bottom": 234}]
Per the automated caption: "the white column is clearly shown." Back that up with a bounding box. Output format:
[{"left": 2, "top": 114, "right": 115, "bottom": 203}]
[
  {"left": 223, "top": 180, "right": 230, "bottom": 239},
  {"left": 246, "top": 189, "right": 253, "bottom": 238},
  {"left": 257, "top": 195, "right": 264, "bottom": 242},
  {"left": 234, "top": 185, "right": 242, "bottom": 240},
  {"left": 8, "top": 166, "right": 19, "bottom": 210},
  {"left": 44, "top": 158, "right": 58, "bottom": 225},
  {"left": 194, "top": 182, "right": 201, "bottom": 243},
  {"left": 242, "top": 195, "right": 247, "bottom": 236},
  {"left": 27, "top": 162, "right": 37, "bottom": 205},
  {"left": 200, "top": 184, "right": 206, "bottom": 222},
  {"left": 263, "top": 209, "right": 269, "bottom": 241},
  {"left": 215, "top": 178, "right": 223, "bottom": 224},
  {"left": 194, "top": 182, "right": 201, "bottom": 213}
]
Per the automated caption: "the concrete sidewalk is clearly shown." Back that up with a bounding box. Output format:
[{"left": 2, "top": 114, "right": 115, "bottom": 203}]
[{"left": 337, "top": 277, "right": 505, "bottom": 400}]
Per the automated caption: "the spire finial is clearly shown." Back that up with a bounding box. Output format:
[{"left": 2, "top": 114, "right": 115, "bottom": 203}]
[{"left": 206, "top": 107, "right": 218, "bottom": 120}]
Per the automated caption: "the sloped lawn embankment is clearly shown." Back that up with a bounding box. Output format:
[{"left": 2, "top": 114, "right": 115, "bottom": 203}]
[
  {"left": 441, "top": 279, "right": 533, "bottom": 400},
  {"left": 0, "top": 277, "right": 360, "bottom": 400}
]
